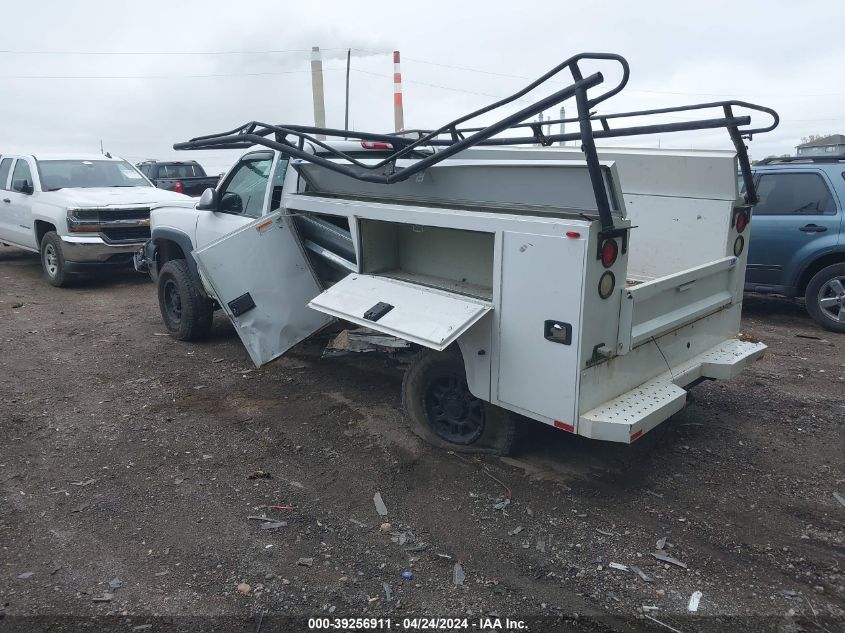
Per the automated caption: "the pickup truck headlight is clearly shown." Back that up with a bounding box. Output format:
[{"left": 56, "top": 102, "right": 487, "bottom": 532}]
[{"left": 67, "top": 208, "right": 104, "bottom": 233}]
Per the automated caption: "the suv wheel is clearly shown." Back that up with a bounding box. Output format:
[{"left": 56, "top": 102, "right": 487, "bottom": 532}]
[
  {"left": 157, "top": 259, "right": 213, "bottom": 341},
  {"left": 40, "top": 231, "right": 70, "bottom": 287},
  {"left": 805, "top": 263, "right": 845, "bottom": 333}
]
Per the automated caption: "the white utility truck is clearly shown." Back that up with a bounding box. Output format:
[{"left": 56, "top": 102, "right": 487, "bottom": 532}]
[{"left": 142, "top": 53, "right": 779, "bottom": 454}]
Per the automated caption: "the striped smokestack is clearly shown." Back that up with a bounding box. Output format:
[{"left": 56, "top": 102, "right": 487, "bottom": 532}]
[{"left": 393, "top": 50, "right": 404, "bottom": 132}]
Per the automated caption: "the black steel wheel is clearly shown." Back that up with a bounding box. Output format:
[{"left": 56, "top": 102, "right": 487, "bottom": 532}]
[
  {"left": 402, "top": 348, "right": 518, "bottom": 455},
  {"left": 156, "top": 259, "right": 213, "bottom": 341},
  {"left": 424, "top": 372, "right": 486, "bottom": 445}
]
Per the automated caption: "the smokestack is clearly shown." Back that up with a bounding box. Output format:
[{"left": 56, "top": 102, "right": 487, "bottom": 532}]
[
  {"left": 310, "top": 46, "right": 326, "bottom": 139},
  {"left": 393, "top": 51, "right": 404, "bottom": 132}
]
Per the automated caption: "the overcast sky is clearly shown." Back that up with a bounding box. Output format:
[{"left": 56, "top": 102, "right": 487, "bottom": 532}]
[{"left": 1, "top": 1, "right": 842, "bottom": 174}]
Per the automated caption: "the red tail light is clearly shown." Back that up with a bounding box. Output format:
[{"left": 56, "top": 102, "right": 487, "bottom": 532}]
[
  {"left": 600, "top": 238, "right": 619, "bottom": 268},
  {"left": 361, "top": 141, "right": 393, "bottom": 150},
  {"left": 735, "top": 209, "right": 749, "bottom": 233},
  {"left": 173, "top": 180, "right": 184, "bottom": 194}
]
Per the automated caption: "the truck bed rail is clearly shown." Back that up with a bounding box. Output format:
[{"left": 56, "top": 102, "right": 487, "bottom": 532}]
[{"left": 173, "top": 52, "right": 778, "bottom": 234}]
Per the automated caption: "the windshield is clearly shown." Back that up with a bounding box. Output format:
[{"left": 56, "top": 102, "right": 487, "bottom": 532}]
[
  {"left": 159, "top": 163, "right": 203, "bottom": 178},
  {"left": 37, "top": 160, "right": 151, "bottom": 190}
]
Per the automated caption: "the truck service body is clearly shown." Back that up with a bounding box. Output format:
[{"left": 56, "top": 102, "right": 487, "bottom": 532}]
[{"left": 141, "top": 53, "right": 779, "bottom": 452}]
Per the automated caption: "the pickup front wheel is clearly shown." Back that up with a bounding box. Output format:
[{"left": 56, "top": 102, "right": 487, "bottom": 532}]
[
  {"left": 157, "top": 259, "right": 213, "bottom": 341},
  {"left": 40, "top": 232, "right": 70, "bottom": 287},
  {"left": 805, "top": 263, "right": 845, "bottom": 333},
  {"left": 402, "top": 348, "right": 517, "bottom": 456}
]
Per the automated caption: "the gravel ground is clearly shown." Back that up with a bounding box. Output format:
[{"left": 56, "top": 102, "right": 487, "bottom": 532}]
[{"left": 0, "top": 245, "right": 843, "bottom": 632}]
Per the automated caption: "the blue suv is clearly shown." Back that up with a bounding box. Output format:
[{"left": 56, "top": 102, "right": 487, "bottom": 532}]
[{"left": 746, "top": 156, "right": 845, "bottom": 332}]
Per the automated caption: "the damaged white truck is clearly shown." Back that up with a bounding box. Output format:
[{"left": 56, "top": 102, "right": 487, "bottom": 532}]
[{"left": 138, "top": 53, "right": 779, "bottom": 454}]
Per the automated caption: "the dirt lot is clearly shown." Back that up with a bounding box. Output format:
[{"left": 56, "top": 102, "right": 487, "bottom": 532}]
[{"left": 0, "top": 244, "right": 843, "bottom": 632}]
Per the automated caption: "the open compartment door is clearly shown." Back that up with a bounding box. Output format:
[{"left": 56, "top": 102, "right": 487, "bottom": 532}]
[
  {"left": 193, "top": 211, "right": 334, "bottom": 367},
  {"left": 308, "top": 274, "right": 491, "bottom": 350}
]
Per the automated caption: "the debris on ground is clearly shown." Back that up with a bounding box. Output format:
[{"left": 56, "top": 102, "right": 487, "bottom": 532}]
[
  {"left": 651, "top": 551, "right": 688, "bottom": 569},
  {"left": 297, "top": 558, "right": 314, "bottom": 567},
  {"left": 237, "top": 582, "right": 251, "bottom": 594},
  {"left": 401, "top": 571, "right": 413, "bottom": 581},
  {"left": 259, "top": 521, "right": 287, "bottom": 530},
  {"left": 257, "top": 504, "right": 292, "bottom": 511},
  {"left": 11, "top": 302, "right": 23, "bottom": 309},
  {"left": 373, "top": 492, "right": 388, "bottom": 516},
  {"left": 833, "top": 492, "right": 845, "bottom": 509},
  {"left": 17, "top": 572, "right": 33, "bottom": 579},
  {"left": 656, "top": 537, "right": 667, "bottom": 550},
  {"left": 630, "top": 565, "right": 653, "bottom": 583},
  {"left": 453, "top": 563, "right": 465, "bottom": 586},
  {"left": 688, "top": 590, "right": 703, "bottom": 612},
  {"left": 595, "top": 528, "right": 614, "bottom": 537},
  {"left": 383, "top": 583, "right": 392, "bottom": 601},
  {"left": 404, "top": 543, "right": 428, "bottom": 553},
  {"left": 493, "top": 498, "right": 510, "bottom": 511},
  {"left": 92, "top": 593, "right": 113, "bottom": 603},
  {"left": 379, "top": 522, "right": 392, "bottom": 533},
  {"left": 508, "top": 526, "right": 524, "bottom": 536},
  {"left": 109, "top": 578, "right": 122, "bottom": 590},
  {"left": 324, "top": 328, "right": 412, "bottom": 357},
  {"left": 348, "top": 518, "right": 367, "bottom": 528},
  {"left": 248, "top": 470, "right": 272, "bottom": 480},
  {"left": 608, "top": 562, "right": 629, "bottom": 572}
]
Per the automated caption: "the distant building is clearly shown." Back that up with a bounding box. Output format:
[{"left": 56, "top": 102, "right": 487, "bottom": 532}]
[{"left": 795, "top": 134, "right": 845, "bottom": 156}]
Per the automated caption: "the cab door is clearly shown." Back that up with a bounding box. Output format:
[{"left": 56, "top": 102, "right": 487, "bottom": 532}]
[
  {"left": 193, "top": 210, "right": 333, "bottom": 367},
  {"left": 0, "top": 157, "right": 14, "bottom": 242},
  {"left": 747, "top": 170, "right": 842, "bottom": 292},
  {"left": 194, "top": 152, "right": 278, "bottom": 250},
  {"left": 5, "top": 158, "right": 38, "bottom": 249}
]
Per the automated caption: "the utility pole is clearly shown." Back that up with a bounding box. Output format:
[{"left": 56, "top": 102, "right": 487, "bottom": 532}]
[
  {"left": 99, "top": 139, "right": 104, "bottom": 154},
  {"left": 558, "top": 106, "right": 566, "bottom": 146},
  {"left": 393, "top": 51, "right": 404, "bottom": 132},
  {"left": 344, "top": 48, "right": 351, "bottom": 133},
  {"left": 310, "top": 46, "right": 327, "bottom": 139}
]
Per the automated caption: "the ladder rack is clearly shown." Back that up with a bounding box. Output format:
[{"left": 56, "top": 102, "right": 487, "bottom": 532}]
[{"left": 173, "top": 52, "right": 778, "bottom": 234}]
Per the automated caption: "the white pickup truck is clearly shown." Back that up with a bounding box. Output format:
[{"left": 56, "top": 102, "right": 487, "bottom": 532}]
[
  {"left": 140, "top": 53, "right": 779, "bottom": 455},
  {"left": 0, "top": 153, "right": 188, "bottom": 286}
]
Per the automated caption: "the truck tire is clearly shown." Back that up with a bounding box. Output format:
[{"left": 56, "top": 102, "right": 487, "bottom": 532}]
[
  {"left": 402, "top": 348, "right": 518, "bottom": 456},
  {"left": 805, "top": 263, "right": 845, "bottom": 333},
  {"left": 40, "top": 231, "right": 71, "bottom": 287},
  {"left": 157, "top": 259, "right": 213, "bottom": 341}
]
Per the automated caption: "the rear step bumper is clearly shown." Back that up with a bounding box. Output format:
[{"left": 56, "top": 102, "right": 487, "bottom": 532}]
[{"left": 578, "top": 339, "right": 766, "bottom": 443}]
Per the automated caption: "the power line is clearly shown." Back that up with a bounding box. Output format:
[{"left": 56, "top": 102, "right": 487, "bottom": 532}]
[
  {"left": 355, "top": 49, "right": 845, "bottom": 99},
  {"left": 0, "top": 48, "right": 348, "bottom": 56},
  {"left": 0, "top": 68, "right": 346, "bottom": 80}
]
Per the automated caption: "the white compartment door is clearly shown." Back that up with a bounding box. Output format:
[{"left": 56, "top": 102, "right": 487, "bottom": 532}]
[
  {"left": 308, "top": 274, "right": 491, "bottom": 350},
  {"left": 193, "top": 211, "right": 334, "bottom": 367},
  {"left": 496, "top": 231, "right": 585, "bottom": 424}
]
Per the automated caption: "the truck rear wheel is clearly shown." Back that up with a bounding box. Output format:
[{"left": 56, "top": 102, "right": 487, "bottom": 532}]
[
  {"left": 805, "top": 263, "right": 845, "bottom": 333},
  {"left": 40, "top": 231, "right": 70, "bottom": 287},
  {"left": 157, "top": 259, "right": 213, "bottom": 341},
  {"left": 402, "top": 348, "right": 517, "bottom": 456}
]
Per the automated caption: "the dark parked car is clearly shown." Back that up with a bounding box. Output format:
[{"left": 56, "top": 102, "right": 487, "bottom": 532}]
[
  {"left": 136, "top": 160, "right": 219, "bottom": 197},
  {"left": 746, "top": 156, "right": 845, "bottom": 332}
]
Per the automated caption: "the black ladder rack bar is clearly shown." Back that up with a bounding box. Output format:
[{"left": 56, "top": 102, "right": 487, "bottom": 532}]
[{"left": 174, "top": 52, "right": 779, "bottom": 232}]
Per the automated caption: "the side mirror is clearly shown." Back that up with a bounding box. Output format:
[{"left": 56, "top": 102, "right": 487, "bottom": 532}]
[
  {"left": 13, "top": 179, "right": 34, "bottom": 195},
  {"left": 196, "top": 187, "right": 219, "bottom": 211}
]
